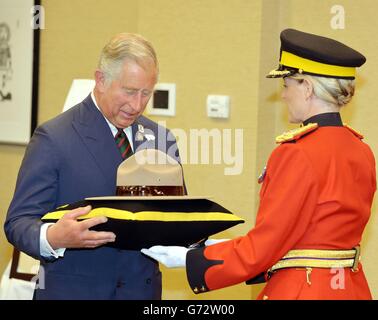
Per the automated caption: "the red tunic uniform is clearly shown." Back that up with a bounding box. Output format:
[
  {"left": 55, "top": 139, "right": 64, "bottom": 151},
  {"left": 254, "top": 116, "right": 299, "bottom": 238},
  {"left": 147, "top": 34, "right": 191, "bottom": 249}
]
[{"left": 186, "top": 113, "right": 376, "bottom": 299}]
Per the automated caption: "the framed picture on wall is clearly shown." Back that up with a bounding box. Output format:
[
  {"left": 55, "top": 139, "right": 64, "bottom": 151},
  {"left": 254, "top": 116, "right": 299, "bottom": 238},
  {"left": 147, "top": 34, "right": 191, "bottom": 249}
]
[
  {"left": 9, "top": 249, "right": 38, "bottom": 282},
  {"left": 0, "top": 0, "right": 40, "bottom": 145}
]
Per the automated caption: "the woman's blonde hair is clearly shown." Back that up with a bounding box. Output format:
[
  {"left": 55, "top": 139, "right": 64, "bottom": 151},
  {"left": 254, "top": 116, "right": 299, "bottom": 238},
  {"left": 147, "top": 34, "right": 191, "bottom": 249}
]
[
  {"left": 291, "top": 74, "right": 355, "bottom": 107},
  {"left": 98, "top": 33, "right": 158, "bottom": 83}
]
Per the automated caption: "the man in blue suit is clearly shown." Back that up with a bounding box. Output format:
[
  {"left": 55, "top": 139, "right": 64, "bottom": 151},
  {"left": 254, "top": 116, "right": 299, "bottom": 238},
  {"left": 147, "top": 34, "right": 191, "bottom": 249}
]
[{"left": 4, "top": 33, "right": 183, "bottom": 299}]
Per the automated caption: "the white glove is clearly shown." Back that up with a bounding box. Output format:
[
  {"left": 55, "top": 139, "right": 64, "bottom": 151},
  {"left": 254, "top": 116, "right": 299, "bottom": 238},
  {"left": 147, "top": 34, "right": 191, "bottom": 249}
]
[
  {"left": 204, "top": 238, "right": 230, "bottom": 246},
  {"left": 141, "top": 245, "right": 188, "bottom": 268}
]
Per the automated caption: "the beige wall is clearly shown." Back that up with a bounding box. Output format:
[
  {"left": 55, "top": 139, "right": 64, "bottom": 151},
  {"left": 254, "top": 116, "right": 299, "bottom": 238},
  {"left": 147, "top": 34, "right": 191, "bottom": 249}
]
[{"left": 0, "top": 0, "right": 377, "bottom": 300}]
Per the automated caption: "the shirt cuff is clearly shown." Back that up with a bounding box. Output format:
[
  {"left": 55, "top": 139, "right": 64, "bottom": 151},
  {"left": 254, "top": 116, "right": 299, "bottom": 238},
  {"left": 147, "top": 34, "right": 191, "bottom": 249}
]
[{"left": 40, "top": 223, "right": 66, "bottom": 259}]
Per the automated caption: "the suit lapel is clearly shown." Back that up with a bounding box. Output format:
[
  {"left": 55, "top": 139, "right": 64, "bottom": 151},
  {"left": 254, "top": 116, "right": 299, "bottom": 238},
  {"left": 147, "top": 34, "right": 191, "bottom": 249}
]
[
  {"left": 71, "top": 97, "right": 159, "bottom": 191},
  {"left": 72, "top": 95, "right": 123, "bottom": 191}
]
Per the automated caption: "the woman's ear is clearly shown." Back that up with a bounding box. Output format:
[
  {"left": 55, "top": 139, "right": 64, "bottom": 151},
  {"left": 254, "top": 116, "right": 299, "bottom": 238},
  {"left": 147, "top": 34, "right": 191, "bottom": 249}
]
[{"left": 302, "top": 79, "right": 314, "bottom": 100}]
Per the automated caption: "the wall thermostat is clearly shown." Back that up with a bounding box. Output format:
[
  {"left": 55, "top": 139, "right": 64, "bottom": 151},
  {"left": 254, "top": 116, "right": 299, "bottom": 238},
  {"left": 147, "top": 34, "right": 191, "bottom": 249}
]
[
  {"left": 146, "top": 83, "right": 176, "bottom": 116},
  {"left": 207, "top": 95, "right": 230, "bottom": 119}
]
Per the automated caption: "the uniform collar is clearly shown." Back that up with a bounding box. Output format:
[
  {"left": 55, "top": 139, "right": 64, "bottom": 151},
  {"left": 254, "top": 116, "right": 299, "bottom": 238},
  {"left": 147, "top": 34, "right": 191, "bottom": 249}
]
[{"left": 303, "top": 112, "right": 343, "bottom": 127}]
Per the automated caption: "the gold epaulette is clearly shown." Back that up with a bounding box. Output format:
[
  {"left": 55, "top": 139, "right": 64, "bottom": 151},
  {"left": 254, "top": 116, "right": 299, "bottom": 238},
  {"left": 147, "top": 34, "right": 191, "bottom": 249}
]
[
  {"left": 275, "top": 123, "right": 318, "bottom": 144},
  {"left": 344, "top": 124, "right": 364, "bottom": 139}
]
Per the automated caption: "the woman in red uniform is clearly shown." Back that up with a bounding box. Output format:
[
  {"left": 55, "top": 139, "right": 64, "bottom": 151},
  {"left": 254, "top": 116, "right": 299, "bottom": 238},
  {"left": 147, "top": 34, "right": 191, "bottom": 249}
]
[{"left": 142, "top": 29, "right": 376, "bottom": 300}]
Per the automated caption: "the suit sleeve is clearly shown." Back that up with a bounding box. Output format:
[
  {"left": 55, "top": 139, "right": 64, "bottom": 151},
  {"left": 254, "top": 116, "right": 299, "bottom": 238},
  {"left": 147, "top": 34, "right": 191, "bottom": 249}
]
[
  {"left": 4, "top": 125, "right": 60, "bottom": 260},
  {"left": 186, "top": 144, "right": 319, "bottom": 293}
]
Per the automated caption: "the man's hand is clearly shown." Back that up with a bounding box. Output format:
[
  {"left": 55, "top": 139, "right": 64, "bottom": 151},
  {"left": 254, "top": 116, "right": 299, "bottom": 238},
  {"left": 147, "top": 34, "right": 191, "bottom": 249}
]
[
  {"left": 47, "top": 205, "right": 116, "bottom": 249},
  {"left": 141, "top": 246, "right": 188, "bottom": 268}
]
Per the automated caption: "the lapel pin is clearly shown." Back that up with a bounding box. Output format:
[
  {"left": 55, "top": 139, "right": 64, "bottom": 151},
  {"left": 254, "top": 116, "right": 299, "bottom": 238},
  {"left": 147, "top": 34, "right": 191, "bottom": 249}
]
[
  {"left": 144, "top": 134, "right": 155, "bottom": 141},
  {"left": 135, "top": 124, "right": 145, "bottom": 141},
  {"left": 135, "top": 132, "right": 144, "bottom": 141}
]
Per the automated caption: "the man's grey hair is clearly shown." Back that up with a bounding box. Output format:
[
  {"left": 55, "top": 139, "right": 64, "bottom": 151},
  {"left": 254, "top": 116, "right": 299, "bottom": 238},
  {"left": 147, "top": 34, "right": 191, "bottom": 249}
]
[{"left": 98, "top": 33, "right": 159, "bottom": 83}]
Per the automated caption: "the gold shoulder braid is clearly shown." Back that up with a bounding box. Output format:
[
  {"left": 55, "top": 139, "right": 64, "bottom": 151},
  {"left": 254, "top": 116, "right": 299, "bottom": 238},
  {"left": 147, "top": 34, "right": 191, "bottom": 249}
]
[
  {"left": 344, "top": 124, "right": 364, "bottom": 139},
  {"left": 275, "top": 123, "right": 318, "bottom": 144}
]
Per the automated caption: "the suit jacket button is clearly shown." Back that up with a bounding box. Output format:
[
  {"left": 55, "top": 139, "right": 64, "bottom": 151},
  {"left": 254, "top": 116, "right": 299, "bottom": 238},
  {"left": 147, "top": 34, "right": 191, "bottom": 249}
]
[{"left": 146, "top": 278, "right": 152, "bottom": 284}]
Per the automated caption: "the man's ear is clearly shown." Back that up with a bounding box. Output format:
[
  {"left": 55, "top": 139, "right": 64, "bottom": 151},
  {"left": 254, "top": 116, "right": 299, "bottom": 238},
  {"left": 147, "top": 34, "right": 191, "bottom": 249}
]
[{"left": 94, "top": 70, "right": 106, "bottom": 93}]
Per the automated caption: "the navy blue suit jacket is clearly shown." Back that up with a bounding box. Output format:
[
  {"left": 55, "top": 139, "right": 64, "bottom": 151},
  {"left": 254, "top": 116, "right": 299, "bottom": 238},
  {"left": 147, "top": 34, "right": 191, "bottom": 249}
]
[{"left": 4, "top": 95, "right": 182, "bottom": 299}]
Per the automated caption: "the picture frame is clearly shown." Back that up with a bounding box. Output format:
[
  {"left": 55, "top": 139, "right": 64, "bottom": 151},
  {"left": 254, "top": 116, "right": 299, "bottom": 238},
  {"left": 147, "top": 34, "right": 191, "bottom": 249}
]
[
  {"left": 0, "top": 0, "right": 40, "bottom": 145},
  {"left": 10, "top": 249, "right": 38, "bottom": 282},
  {"left": 146, "top": 83, "right": 176, "bottom": 117}
]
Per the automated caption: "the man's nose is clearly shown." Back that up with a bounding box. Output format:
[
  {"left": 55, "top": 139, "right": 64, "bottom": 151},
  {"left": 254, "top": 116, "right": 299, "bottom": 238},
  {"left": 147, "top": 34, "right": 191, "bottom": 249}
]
[{"left": 130, "top": 92, "right": 144, "bottom": 112}]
